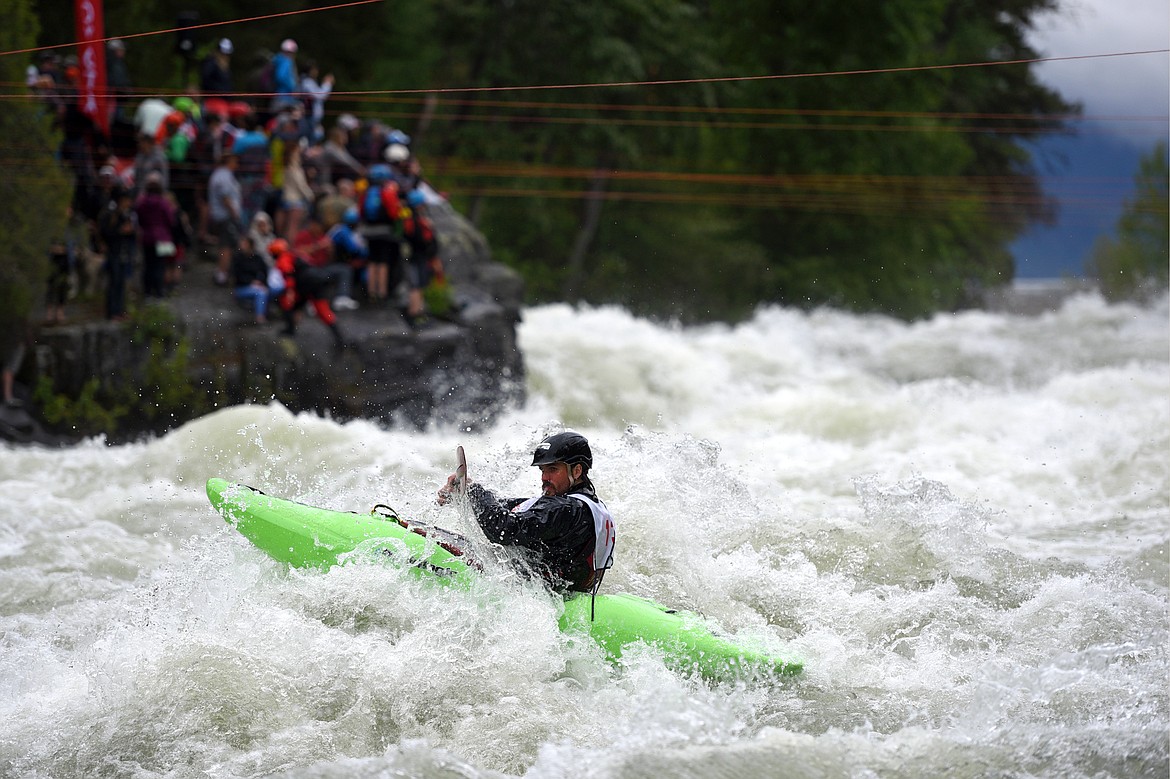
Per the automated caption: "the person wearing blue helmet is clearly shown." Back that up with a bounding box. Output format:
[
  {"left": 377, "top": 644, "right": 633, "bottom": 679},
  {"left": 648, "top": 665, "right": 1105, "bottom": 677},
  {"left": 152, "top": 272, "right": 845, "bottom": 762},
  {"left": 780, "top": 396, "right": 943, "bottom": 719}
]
[
  {"left": 437, "top": 432, "right": 617, "bottom": 594},
  {"left": 326, "top": 205, "right": 368, "bottom": 308},
  {"left": 359, "top": 164, "right": 403, "bottom": 303}
]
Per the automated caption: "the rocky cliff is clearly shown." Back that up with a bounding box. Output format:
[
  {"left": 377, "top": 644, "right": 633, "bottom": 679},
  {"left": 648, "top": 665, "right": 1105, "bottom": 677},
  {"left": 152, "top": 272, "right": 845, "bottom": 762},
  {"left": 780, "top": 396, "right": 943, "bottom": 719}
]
[{"left": 3, "top": 204, "right": 525, "bottom": 445}]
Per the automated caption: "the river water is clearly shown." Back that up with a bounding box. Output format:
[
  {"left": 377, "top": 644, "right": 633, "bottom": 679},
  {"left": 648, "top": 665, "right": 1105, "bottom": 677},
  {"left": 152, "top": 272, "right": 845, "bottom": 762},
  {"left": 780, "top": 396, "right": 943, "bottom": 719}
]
[{"left": 1, "top": 293, "right": 1166, "bottom": 778}]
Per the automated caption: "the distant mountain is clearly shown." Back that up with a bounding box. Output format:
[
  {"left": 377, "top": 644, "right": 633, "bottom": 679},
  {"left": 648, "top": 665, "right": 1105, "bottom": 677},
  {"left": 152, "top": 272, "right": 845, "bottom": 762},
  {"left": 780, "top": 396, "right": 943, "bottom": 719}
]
[{"left": 1012, "top": 133, "right": 1150, "bottom": 278}]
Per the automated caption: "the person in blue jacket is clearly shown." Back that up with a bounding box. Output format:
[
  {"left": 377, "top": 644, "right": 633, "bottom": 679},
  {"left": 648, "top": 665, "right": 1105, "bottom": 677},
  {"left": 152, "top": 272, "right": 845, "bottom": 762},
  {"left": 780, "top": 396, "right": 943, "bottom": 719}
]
[
  {"left": 270, "top": 39, "right": 300, "bottom": 113},
  {"left": 438, "top": 432, "right": 616, "bottom": 594},
  {"left": 326, "top": 206, "right": 368, "bottom": 307}
]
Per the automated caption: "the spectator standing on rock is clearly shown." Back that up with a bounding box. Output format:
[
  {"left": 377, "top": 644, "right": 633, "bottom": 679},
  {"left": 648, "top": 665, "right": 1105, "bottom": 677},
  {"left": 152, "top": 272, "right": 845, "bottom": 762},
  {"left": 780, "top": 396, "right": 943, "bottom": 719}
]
[
  {"left": 106, "top": 39, "right": 133, "bottom": 123},
  {"left": 190, "top": 111, "right": 232, "bottom": 245},
  {"left": 200, "top": 38, "right": 235, "bottom": 99},
  {"left": 156, "top": 96, "right": 202, "bottom": 229},
  {"left": 401, "top": 190, "right": 444, "bottom": 326},
  {"left": 280, "top": 141, "right": 314, "bottom": 240},
  {"left": 317, "top": 126, "right": 366, "bottom": 189},
  {"left": 359, "top": 163, "right": 403, "bottom": 303},
  {"left": 208, "top": 151, "right": 243, "bottom": 286},
  {"left": 134, "top": 171, "right": 177, "bottom": 299},
  {"left": 324, "top": 206, "right": 367, "bottom": 309},
  {"left": 44, "top": 237, "right": 73, "bottom": 325},
  {"left": 270, "top": 39, "right": 300, "bottom": 114},
  {"left": 98, "top": 186, "right": 137, "bottom": 320},
  {"left": 299, "top": 61, "right": 333, "bottom": 142},
  {"left": 1, "top": 319, "right": 31, "bottom": 408},
  {"left": 230, "top": 113, "right": 271, "bottom": 228},
  {"left": 132, "top": 133, "right": 168, "bottom": 195}
]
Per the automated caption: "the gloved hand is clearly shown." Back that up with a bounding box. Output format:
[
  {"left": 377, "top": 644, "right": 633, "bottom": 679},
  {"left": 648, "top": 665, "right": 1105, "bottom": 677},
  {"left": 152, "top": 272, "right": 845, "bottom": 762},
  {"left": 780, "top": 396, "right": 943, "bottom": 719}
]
[{"left": 436, "top": 472, "right": 470, "bottom": 505}]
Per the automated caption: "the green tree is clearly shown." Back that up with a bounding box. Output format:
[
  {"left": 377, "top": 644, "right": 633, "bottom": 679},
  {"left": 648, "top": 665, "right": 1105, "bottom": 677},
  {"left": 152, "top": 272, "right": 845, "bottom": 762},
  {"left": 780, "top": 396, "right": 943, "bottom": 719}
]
[
  {"left": 418, "top": 0, "right": 1074, "bottom": 320},
  {"left": 1087, "top": 142, "right": 1169, "bottom": 302},
  {"left": 28, "top": 0, "right": 1078, "bottom": 322},
  {"left": 695, "top": 0, "right": 1072, "bottom": 318},
  {"left": 423, "top": 0, "right": 720, "bottom": 302},
  {"left": 0, "top": 0, "right": 71, "bottom": 328}
]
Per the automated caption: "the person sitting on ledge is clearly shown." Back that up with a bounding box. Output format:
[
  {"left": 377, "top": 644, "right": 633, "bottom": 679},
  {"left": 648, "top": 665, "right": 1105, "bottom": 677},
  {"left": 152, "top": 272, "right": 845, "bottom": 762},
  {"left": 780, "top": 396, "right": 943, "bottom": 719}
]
[
  {"left": 271, "top": 238, "right": 345, "bottom": 349},
  {"left": 232, "top": 234, "right": 281, "bottom": 324}
]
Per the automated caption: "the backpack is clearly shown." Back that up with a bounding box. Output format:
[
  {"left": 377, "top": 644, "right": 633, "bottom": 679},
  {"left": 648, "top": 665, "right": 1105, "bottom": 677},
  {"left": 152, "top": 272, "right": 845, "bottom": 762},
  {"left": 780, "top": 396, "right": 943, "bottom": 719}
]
[
  {"left": 363, "top": 184, "right": 387, "bottom": 224},
  {"left": 257, "top": 59, "right": 275, "bottom": 94}
]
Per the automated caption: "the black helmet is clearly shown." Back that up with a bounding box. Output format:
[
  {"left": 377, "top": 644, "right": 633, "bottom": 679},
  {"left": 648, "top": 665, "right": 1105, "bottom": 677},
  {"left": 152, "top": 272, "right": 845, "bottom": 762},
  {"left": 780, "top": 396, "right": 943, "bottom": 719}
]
[{"left": 531, "top": 432, "right": 592, "bottom": 470}]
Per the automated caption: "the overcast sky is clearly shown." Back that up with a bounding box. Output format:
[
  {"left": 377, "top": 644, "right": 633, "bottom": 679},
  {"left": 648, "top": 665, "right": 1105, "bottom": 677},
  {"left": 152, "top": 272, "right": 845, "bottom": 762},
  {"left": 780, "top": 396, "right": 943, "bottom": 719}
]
[{"left": 1028, "top": 0, "right": 1169, "bottom": 146}]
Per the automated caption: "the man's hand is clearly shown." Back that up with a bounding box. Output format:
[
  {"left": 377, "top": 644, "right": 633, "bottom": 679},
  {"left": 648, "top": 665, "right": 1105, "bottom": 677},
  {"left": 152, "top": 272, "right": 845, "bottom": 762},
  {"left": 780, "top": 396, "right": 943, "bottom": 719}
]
[{"left": 436, "top": 472, "right": 468, "bottom": 506}]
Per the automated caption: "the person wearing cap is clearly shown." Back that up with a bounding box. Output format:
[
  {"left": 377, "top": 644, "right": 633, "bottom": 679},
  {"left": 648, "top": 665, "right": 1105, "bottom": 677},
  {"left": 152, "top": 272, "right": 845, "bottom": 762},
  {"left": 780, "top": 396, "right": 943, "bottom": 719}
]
[
  {"left": 437, "top": 432, "right": 617, "bottom": 594},
  {"left": 270, "top": 39, "right": 300, "bottom": 112},
  {"left": 106, "top": 39, "right": 132, "bottom": 121},
  {"left": 200, "top": 38, "right": 235, "bottom": 98}
]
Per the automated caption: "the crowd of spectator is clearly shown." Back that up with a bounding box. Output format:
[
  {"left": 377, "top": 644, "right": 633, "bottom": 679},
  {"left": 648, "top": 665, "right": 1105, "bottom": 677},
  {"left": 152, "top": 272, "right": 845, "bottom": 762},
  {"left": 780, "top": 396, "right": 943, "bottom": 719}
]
[{"left": 27, "top": 36, "right": 451, "bottom": 337}]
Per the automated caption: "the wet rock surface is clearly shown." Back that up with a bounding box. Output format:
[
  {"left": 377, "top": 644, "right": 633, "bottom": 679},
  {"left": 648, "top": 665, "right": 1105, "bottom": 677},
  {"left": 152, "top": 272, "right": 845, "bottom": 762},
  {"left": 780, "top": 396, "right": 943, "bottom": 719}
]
[{"left": 13, "top": 204, "right": 525, "bottom": 445}]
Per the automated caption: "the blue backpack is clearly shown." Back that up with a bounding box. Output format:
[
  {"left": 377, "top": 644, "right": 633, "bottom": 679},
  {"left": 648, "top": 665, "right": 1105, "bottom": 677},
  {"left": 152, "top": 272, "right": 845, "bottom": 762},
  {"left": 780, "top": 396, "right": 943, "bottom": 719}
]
[{"left": 363, "top": 185, "right": 387, "bottom": 224}]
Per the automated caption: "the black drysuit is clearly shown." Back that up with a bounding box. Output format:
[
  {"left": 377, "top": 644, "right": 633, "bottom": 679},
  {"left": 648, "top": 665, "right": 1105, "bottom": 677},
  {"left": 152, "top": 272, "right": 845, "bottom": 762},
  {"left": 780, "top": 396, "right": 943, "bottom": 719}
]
[{"left": 467, "top": 481, "right": 603, "bottom": 593}]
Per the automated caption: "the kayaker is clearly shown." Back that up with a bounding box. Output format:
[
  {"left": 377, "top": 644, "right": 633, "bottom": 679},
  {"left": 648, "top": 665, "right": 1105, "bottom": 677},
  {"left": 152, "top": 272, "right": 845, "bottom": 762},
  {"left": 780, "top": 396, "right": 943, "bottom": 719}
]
[{"left": 437, "top": 432, "right": 616, "bottom": 594}]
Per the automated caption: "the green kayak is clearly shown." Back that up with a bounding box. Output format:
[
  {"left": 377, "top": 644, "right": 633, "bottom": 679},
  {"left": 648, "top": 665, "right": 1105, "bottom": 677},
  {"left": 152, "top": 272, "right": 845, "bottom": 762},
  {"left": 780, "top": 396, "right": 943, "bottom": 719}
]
[{"left": 206, "top": 477, "right": 803, "bottom": 680}]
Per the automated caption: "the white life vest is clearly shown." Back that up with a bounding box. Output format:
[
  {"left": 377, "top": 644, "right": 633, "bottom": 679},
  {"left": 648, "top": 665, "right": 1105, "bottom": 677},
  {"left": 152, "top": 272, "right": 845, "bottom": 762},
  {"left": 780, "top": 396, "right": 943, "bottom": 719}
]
[{"left": 512, "top": 492, "right": 616, "bottom": 575}]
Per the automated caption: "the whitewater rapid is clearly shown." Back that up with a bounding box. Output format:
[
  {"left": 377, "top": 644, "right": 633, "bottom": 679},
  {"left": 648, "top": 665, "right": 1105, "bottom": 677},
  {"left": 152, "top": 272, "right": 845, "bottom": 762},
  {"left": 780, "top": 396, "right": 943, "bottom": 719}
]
[{"left": 1, "top": 292, "right": 1166, "bottom": 778}]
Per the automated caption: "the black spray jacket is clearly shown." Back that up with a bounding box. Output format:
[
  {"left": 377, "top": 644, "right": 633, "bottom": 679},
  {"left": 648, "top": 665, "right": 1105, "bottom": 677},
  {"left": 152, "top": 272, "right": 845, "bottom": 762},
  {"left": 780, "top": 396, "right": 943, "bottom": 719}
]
[{"left": 467, "top": 480, "right": 604, "bottom": 592}]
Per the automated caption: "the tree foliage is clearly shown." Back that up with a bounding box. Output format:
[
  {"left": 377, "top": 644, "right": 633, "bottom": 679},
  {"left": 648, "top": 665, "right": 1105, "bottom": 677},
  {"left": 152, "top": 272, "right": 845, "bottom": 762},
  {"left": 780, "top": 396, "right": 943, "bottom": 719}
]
[
  {"left": 0, "top": 0, "right": 70, "bottom": 324},
  {"left": 415, "top": 0, "right": 1075, "bottom": 320},
  {"left": 30, "top": 0, "right": 1079, "bottom": 321},
  {"left": 1086, "top": 142, "right": 1169, "bottom": 302}
]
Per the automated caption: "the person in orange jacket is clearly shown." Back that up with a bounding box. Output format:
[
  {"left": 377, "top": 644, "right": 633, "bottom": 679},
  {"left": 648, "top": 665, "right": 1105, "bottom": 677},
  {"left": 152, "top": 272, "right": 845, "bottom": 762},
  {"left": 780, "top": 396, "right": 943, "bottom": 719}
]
[{"left": 270, "top": 238, "right": 345, "bottom": 348}]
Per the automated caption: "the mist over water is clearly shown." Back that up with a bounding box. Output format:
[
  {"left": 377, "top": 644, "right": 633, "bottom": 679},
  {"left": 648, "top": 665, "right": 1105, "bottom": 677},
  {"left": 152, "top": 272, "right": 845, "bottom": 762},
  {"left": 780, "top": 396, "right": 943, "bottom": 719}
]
[{"left": 1, "top": 292, "right": 1166, "bottom": 778}]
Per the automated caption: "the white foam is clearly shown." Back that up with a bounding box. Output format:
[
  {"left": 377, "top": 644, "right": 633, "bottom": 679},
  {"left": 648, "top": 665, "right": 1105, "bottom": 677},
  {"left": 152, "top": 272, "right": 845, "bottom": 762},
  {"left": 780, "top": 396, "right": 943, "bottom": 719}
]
[{"left": 1, "top": 293, "right": 1166, "bottom": 777}]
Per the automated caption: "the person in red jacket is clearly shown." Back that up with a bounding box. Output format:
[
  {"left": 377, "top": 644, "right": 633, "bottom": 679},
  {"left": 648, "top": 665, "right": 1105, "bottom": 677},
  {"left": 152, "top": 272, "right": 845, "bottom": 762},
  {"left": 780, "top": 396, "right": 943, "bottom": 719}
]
[{"left": 270, "top": 238, "right": 345, "bottom": 348}]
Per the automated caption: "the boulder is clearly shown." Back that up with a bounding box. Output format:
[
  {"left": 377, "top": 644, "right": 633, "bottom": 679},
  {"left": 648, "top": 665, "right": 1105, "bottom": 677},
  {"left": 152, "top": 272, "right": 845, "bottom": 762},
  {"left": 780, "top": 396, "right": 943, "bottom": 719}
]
[{"left": 13, "top": 206, "right": 525, "bottom": 444}]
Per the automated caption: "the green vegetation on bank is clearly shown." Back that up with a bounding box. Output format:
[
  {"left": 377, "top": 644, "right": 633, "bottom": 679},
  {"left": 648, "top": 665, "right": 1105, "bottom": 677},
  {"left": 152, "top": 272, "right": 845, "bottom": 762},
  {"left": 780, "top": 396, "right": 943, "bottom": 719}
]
[
  {"left": 29, "top": 0, "right": 1079, "bottom": 321},
  {"left": 34, "top": 304, "right": 211, "bottom": 439},
  {"left": 1087, "top": 142, "right": 1169, "bottom": 302},
  {"left": 0, "top": 0, "right": 70, "bottom": 335}
]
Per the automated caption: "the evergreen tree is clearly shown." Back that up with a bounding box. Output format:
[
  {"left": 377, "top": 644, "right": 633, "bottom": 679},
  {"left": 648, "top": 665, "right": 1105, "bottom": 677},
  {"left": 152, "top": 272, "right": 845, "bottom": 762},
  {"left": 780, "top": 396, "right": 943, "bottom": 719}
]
[
  {"left": 27, "top": 0, "right": 1080, "bottom": 322},
  {"left": 1087, "top": 142, "right": 1169, "bottom": 302},
  {"left": 0, "top": 0, "right": 70, "bottom": 328}
]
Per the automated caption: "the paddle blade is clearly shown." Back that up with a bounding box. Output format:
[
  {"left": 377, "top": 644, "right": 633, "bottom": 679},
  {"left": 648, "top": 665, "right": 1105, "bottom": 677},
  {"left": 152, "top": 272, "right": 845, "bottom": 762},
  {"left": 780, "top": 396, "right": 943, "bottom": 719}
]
[{"left": 454, "top": 445, "right": 468, "bottom": 496}]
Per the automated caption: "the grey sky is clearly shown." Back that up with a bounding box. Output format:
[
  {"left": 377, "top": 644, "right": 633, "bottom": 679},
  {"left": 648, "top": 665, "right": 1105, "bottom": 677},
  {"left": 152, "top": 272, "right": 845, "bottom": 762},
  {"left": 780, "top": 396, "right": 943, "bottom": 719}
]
[{"left": 1029, "top": 0, "right": 1169, "bottom": 145}]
